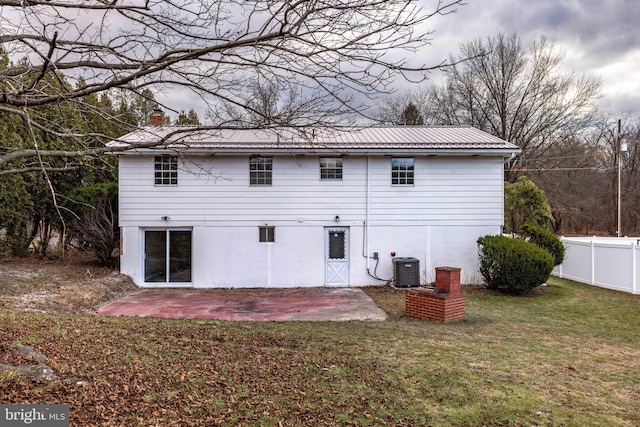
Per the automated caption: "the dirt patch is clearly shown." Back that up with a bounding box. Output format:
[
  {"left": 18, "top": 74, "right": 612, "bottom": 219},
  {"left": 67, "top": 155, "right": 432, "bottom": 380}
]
[
  {"left": 0, "top": 252, "right": 138, "bottom": 314},
  {"left": 361, "top": 286, "right": 408, "bottom": 320}
]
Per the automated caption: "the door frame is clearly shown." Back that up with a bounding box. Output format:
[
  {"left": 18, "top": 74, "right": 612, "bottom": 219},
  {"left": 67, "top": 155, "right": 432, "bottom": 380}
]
[
  {"left": 141, "top": 227, "right": 193, "bottom": 287},
  {"left": 325, "top": 226, "right": 350, "bottom": 287}
]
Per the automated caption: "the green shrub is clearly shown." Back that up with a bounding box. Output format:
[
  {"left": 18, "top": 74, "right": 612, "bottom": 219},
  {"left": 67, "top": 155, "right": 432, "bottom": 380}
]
[
  {"left": 522, "top": 223, "right": 565, "bottom": 266},
  {"left": 477, "top": 235, "right": 554, "bottom": 294},
  {"left": 504, "top": 176, "right": 553, "bottom": 234}
]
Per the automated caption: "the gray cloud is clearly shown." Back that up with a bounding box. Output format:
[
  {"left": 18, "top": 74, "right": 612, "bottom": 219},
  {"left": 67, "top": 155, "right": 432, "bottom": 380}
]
[
  {"left": 164, "top": 0, "right": 640, "bottom": 121},
  {"left": 422, "top": 0, "right": 640, "bottom": 117},
  {"left": 488, "top": 0, "right": 640, "bottom": 63}
]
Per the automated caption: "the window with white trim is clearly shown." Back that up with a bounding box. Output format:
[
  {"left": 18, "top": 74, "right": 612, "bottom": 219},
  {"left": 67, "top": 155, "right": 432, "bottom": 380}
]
[
  {"left": 250, "top": 156, "right": 273, "bottom": 185},
  {"left": 320, "top": 157, "right": 343, "bottom": 180},
  {"left": 391, "top": 157, "right": 414, "bottom": 185},
  {"left": 154, "top": 156, "right": 178, "bottom": 185}
]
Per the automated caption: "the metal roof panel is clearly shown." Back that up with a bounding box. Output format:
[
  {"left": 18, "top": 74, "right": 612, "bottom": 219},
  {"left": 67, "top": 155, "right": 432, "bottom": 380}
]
[{"left": 109, "top": 126, "right": 520, "bottom": 152}]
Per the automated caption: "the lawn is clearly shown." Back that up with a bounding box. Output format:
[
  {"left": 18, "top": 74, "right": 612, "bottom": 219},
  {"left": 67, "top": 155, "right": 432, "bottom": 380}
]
[{"left": 1, "top": 275, "right": 640, "bottom": 426}]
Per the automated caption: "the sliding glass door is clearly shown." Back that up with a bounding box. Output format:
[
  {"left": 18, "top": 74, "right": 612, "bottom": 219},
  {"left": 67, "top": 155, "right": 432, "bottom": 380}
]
[{"left": 144, "top": 229, "right": 192, "bottom": 284}]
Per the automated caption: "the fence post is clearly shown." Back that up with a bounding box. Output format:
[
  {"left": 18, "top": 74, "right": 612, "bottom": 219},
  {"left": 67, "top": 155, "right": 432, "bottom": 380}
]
[
  {"left": 633, "top": 242, "right": 638, "bottom": 294},
  {"left": 557, "top": 237, "right": 564, "bottom": 278},
  {"left": 591, "top": 240, "right": 595, "bottom": 285}
]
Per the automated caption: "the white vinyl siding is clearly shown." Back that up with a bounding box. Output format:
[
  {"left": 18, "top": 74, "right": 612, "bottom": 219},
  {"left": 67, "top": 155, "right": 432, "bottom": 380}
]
[
  {"left": 369, "top": 157, "right": 503, "bottom": 224},
  {"left": 119, "top": 155, "right": 504, "bottom": 227}
]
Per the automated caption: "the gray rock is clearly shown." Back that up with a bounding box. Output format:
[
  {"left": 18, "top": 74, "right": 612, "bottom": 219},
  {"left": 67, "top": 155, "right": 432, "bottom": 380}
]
[{"left": 15, "top": 344, "right": 48, "bottom": 363}]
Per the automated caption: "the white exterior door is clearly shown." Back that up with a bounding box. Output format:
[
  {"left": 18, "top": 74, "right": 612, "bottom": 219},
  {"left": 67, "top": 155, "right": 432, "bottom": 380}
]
[{"left": 325, "top": 227, "right": 349, "bottom": 286}]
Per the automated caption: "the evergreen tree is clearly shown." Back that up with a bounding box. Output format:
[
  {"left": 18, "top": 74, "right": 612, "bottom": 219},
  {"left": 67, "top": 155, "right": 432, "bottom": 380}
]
[
  {"left": 175, "top": 109, "right": 201, "bottom": 125},
  {"left": 504, "top": 176, "right": 554, "bottom": 234},
  {"left": 398, "top": 102, "right": 424, "bottom": 125}
]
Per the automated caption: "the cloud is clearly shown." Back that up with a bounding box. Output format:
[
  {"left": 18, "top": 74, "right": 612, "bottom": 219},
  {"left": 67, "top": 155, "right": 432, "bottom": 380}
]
[
  {"left": 488, "top": 0, "right": 640, "bottom": 64},
  {"left": 417, "top": 0, "right": 640, "bottom": 117},
  {"left": 123, "top": 0, "right": 640, "bottom": 121}
]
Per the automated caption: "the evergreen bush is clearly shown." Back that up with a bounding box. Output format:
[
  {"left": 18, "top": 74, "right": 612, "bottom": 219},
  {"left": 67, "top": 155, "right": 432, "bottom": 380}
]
[
  {"left": 522, "top": 223, "right": 565, "bottom": 266},
  {"left": 477, "top": 235, "right": 554, "bottom": 294},
  {"left": 504, "top": 176, "right": 553, "bottom": 234}
]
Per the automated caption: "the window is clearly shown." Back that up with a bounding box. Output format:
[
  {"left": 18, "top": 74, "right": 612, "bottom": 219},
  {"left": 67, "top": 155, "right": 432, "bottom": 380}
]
[
  {"left": 154, "top": 156, "right": 178, "bottom": 185},
  {"left": 320, "top": 157, "right": 343, "bottom": 180},
  {"left": 250, "top": 156, "right": 272, "bottom": 185},
  {"left": 328, "top": 230, "right": 346, "bottom": 259},
  {"left": 391, "top": 157, "right": 414, "bottom": 185},
  {"left": 259, "top": 226, "right": 275, "bottom": 243}
]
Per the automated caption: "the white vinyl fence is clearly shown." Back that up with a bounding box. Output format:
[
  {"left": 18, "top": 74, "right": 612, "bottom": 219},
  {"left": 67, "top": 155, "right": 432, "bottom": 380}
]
[{"left": 553, "top": 237, "right": 640, "bottom": 294}]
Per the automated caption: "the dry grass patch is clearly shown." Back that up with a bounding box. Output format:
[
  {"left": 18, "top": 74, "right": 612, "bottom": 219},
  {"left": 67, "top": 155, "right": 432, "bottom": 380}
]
[{"left": 0, "top": 255, "right": 137, "bottom": 313}]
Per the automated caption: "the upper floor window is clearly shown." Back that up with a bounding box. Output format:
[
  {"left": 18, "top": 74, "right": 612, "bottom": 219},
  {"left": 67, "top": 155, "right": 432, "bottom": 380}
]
[
  {"left": 250, "top": 156, "right": 273, "bottom": 185},
  {"left": 391, "top": 157, "right": 414, "bottom": 185},
  {"left": 320, "top": 157, "right": 343, "bottom": 180},
  {"left": 155, "top": 156, "right": 178, "bottom": 185}
]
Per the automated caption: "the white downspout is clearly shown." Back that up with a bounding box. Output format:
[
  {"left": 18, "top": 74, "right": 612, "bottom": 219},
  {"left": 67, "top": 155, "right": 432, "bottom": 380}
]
[{"left": 366, "top": 156, "right": 371, "bottom": 271}]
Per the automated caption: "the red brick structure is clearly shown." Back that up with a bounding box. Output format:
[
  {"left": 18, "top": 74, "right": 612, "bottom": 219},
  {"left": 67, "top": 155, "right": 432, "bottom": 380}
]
[
  {"left": 405, "top": 266, "right": 465, "bottom": 322},
  {"left": 435, "top": 266, "right": 462, "bottom": 297},
  {"left": 149, "top": 109, "right": 166, "bottom": 126}
]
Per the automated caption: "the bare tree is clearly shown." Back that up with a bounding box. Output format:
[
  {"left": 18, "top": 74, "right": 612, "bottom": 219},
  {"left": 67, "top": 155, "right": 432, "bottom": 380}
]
[
  {"left": 0, "top": 0, "right": 465, "bottom": 174},
  {"left": 590, "top": 115, "right": 640, "bottom": 235},
  {"left": 525, "top": 113, "right": 640, "bottom": 236},
  {"left": 525, "top": 133, "right": 610, "bottom": 234},
  {"left": 422, "top": 33, "right": 601, "bottom": 177},
  {"left": 621, "top": 121, "right": 640, "bottom": 233},
  {"left": 217, "top": 78, "right": 329, "bottom": 127},
  {"left": 68, "top": 197, "right": 119, "bottom": 267},
  {"left": 377, "top": 88, "right": 430, "bottom": 125}
]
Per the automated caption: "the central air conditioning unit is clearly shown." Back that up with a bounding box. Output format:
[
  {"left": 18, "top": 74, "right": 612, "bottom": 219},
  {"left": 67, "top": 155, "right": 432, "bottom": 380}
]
[{"left": 392, "top": 257, "right": 420, "bottom": 288}]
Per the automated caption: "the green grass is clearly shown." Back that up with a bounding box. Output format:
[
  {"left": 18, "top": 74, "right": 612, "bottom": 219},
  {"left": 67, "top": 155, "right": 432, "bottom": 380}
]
[{"left": 2, "top": 277, "right": 640, "bottom": 426}]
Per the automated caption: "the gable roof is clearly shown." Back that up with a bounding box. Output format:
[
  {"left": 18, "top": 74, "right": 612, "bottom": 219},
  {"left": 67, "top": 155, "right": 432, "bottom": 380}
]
[{"left": 108, "top": 126, "right": 520, "bottom": 156}]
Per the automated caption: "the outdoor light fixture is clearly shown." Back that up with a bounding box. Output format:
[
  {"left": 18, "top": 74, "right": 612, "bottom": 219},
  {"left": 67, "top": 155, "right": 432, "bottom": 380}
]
[
  {"left": 161, "top": 216, "right": 170, "bottom": 221},
  {"left": 335, "top": 215, "right": 340, "bottom": 223}
]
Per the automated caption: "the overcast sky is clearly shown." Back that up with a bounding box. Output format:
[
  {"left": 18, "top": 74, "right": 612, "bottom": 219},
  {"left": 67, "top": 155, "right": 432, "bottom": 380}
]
[
  {"left": 423, "top": 0, "right": 640, "bottom": 118},
  {"left": 163, "top": 0, "right": 639, "bottom": 122}
]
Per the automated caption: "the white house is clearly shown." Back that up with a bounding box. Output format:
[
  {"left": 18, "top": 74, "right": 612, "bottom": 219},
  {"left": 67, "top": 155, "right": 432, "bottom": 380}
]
[{"left": 110, "top": 122, "right": 520, "bottom": 288}]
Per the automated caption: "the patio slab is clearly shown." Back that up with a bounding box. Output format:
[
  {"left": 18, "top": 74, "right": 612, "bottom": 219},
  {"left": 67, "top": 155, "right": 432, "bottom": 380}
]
[{"left": 97, "top": 287, "right": 387, "bottom": 321}]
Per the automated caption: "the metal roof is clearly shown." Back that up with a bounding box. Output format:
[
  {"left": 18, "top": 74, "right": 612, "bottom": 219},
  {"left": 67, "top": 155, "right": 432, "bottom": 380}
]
[{"left": 108, "top": 126, "right": 520, "bottom": 154}]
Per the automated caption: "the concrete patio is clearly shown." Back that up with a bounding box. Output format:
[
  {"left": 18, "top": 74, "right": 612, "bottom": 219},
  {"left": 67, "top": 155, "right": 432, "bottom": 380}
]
[{"left": 97, "top": 287, "right": 387, "bottom": 321}]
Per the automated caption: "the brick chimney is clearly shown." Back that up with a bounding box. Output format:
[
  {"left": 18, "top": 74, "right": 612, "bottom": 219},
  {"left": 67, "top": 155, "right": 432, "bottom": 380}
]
[{"left": 149, "top": 108, "right": 166, "bottom": 126}]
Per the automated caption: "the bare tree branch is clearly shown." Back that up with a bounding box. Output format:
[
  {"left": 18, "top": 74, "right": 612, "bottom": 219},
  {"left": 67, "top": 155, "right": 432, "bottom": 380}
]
[
  {"left": 416, "top": 33, "right": 601, "bottom": 177},
  {"left": 0, "top": 0, "right": 465, "bottom": 174}
]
